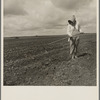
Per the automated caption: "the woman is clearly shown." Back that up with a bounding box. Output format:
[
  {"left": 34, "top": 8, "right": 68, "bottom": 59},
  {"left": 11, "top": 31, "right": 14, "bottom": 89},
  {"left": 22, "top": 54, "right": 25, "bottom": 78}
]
[{"left": 67, "top": 15, "right": 81, "bottom": 59}]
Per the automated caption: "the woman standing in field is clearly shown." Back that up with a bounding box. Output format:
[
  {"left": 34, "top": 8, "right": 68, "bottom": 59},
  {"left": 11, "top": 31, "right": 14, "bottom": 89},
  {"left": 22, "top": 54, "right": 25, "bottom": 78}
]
[{"left": 67, "top": 15, "right": 81, "bottom": 59}]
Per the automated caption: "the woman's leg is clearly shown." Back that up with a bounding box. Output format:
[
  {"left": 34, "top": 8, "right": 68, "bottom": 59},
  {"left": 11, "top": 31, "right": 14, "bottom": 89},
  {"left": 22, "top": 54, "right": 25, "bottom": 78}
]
[
  {"left": 75, "top": 36, "right": 80, "bottom": 57},
  {"left": 69, "top": 37, "right": 76, "bottom": 59}
]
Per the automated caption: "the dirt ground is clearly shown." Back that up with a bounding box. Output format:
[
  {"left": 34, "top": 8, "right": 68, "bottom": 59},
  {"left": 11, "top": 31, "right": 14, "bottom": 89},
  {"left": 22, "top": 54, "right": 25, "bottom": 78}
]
[{"left": 4, "top": 33, "right": 96, "bottom": 86}]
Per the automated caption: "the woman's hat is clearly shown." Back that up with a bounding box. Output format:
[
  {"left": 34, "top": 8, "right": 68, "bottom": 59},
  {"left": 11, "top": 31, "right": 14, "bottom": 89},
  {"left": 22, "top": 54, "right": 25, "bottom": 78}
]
[{"left": 68, "top": 15, "right": 76, "bottom": 25}]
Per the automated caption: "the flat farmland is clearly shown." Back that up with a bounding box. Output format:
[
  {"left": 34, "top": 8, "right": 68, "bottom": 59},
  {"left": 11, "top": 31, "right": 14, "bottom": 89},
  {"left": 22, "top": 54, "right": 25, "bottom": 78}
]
[{"left": 4, "top": 33, "right": 96, "bottom": 86}]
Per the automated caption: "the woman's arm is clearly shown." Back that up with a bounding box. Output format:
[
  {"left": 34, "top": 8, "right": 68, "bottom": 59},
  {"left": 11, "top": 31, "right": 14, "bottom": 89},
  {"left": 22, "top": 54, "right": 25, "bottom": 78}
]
[{"left": 67, "top": 24, "right": 73, "bottom": 37}]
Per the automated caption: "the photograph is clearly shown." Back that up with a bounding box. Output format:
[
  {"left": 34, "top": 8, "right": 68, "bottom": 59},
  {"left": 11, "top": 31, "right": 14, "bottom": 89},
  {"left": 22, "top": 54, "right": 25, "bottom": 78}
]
[{"left": 3, "top": 0, "right": 97, "bottom": 86}]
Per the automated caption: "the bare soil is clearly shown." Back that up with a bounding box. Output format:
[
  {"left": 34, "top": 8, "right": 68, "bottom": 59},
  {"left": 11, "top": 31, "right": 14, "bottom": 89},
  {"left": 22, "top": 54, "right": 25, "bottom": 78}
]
[{"left": 4, "top": 33, "right": 96, "bottom": 86}]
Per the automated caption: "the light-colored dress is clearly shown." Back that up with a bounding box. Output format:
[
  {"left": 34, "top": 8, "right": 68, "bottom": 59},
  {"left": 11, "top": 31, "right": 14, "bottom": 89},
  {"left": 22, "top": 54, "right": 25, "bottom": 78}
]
[
  {"left": 67, "top": 22, "right": 81, "bottom": 56},
  {"left": 67, "top": 22, "right": 81, "bottom": 37}
]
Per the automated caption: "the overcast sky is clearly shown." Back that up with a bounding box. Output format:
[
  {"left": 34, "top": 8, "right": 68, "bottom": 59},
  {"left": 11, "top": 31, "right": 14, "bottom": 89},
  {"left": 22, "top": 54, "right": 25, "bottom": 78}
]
[{"left": 4, "top": 0, "right": 97, "bottom": 37}]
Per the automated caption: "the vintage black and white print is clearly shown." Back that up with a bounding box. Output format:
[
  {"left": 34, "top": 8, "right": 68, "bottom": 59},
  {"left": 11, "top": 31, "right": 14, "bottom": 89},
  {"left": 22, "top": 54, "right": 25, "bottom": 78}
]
[{"left": 4, "top": 0, "right": 97, "bottom": 86}]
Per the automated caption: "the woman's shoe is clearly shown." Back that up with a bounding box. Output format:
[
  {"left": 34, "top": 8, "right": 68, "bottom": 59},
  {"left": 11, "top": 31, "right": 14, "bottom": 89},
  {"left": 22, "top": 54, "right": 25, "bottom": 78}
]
[
  {"left": 72, "top": 55, "right": 75, "bottom": 59},
  {"left": 75, "top": 55, "right": 78, "bottom": 58}
]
